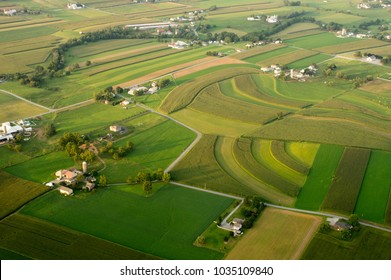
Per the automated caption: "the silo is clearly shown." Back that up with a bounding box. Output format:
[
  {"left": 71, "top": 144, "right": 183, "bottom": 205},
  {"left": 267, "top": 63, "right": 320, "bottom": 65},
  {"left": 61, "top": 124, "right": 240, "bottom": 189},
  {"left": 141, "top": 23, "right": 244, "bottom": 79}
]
[{"left": 82, "top": 161, "right": 87, "bottom": 174}]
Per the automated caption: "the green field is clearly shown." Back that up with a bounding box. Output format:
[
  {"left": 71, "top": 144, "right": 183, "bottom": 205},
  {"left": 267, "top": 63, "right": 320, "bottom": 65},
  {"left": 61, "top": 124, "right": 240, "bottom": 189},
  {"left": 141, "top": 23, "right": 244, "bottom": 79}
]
[
  {"left": 0, "top": 90, "right": 48, "bottom": 122},
  {"left": 295, "top": 144, "right": 344, "bottom": 211},
  {"left": 20, "top": 183, "right": 234, "bottom": 259},
  {"left": 354, "top": 150, "right": 391, "bottom": 223},
  {"left": 0, "top": 213, "right": 159, "bottom": 260},
  {"left": 101, "top": 117, "right": 196, "bottom": 183},
  {"left": 302, "top": 226, "right": 391, "bottom": 260},
  {"left": 0, "top": 171, "right": 48, "bottom": 219},
  {"left": 321, "top": 147, "right": 371, "bottom": 215}
]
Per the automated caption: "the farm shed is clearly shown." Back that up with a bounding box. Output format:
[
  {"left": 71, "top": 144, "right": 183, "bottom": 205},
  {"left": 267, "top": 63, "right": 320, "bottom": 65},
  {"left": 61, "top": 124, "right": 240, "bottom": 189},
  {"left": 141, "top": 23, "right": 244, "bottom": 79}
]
[
  {"left": 58, "top": 186, "right": 73, "bottom": 196},
  {"left": 110, "top": 125, "right": 124, "bottom": 132}
]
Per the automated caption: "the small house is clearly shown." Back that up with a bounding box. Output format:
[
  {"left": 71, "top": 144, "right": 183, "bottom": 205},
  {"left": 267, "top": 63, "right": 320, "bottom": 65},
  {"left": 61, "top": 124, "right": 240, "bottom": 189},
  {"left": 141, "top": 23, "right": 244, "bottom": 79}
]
[
  {"left": 58, "top": 186, "right": 73, "bottom": 196},
  {"left": 121, "top": 100, "right": 130, "bottom": 106}
]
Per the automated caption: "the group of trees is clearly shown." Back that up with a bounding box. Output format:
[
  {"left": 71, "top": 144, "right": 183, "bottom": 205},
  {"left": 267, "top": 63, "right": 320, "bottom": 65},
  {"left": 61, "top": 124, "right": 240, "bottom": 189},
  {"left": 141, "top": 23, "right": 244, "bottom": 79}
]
[
  {"left": 206, "top": 31, "right": 240, "bottom": 43},
  {"left": 58, "top": 132, "right": 95, "bottom": 162},
  {"left": 95, "top": 86, "right": 116, "bottom": 102},
  {"left": 240, "top": 197, "right": 264, "bottom": 229},
  {"left": 99, "top": 140, "right": 133, "bottom": 160},
  {"left": 127, "top": 169, "right": 171, "bottom": 195},
  {"left": 283, "top": 0, "right": 301, "bottom": 6}
]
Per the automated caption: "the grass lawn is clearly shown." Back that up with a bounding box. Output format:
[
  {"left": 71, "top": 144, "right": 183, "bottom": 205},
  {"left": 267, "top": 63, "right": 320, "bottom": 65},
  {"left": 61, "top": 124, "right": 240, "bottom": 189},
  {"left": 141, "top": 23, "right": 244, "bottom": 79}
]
[
  {"left": 20, "top": 183, "right": 234, "bottom": 260},
  {"left": 225, "top": 207, "right": 321, "bottom": 260},
  {"left": 295, "top": 144, "right": 344, "bottom": 211},
  {"left": 354, "top": 150, "right": 391, "bottom": 223},
  {"left": 302, "top": 226, "right": 391, "bottom": 260}
]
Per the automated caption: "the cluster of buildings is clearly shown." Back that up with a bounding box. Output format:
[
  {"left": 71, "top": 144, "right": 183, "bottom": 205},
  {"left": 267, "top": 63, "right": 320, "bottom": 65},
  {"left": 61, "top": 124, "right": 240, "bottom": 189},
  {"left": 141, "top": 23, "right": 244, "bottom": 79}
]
[
  {"left": 247, "top": 15, "right": 279, "bottom": 23},
  {"left": 127, "top": 81, "right": 159, "bottom": 95},
  {"left": 169, "top": 10, "right": 204, "bottom": 22},
  {"left": 261, "top": 64, "right": 317, "bottom": 80},
  {"left": 67, "top": 3, "right": 86, "bottom": 10},
  {"left": 124, "top": 22, "right": 177, "bottom": 30},
  {"left": 168, "top": 40, "right": 189, "bottom": 49},
  {"left": 48, "top": 162, "right": 96, "bottom": 196},
  {"left": 357, "top": 1, "right": 391, "bottom": 9},
  {"left": 336, "top": 28, "right": 371, "bottom": 39},
  {"left": 0, "top": 120, "right": 32, "bottom": 144},
  {"left": 3, "top": 9, "right": 17, "bottom": 16}
]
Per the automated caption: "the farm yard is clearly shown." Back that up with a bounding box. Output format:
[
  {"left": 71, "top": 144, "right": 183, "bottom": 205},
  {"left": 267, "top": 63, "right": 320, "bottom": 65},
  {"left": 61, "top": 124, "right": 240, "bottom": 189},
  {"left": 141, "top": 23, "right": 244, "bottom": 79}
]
[{"left": 1, "top": 0, "right": 391, "bottom": 262}]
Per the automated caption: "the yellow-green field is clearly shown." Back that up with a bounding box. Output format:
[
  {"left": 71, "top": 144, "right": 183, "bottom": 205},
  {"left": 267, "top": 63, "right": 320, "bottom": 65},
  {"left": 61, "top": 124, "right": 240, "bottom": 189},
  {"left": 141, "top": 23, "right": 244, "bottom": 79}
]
[{"left": 226, "top": 207, "right": 322, "bottom": 260}]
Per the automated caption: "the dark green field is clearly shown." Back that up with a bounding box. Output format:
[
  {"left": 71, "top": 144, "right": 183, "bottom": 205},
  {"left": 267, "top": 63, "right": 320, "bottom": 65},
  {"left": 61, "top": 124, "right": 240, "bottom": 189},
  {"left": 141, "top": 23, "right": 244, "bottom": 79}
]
[
  {"left": 20, "top": 184, "right": 234, "bottom": 260},
  {"left": 302, "top": 227, "right": 391, "bottom": 260}
]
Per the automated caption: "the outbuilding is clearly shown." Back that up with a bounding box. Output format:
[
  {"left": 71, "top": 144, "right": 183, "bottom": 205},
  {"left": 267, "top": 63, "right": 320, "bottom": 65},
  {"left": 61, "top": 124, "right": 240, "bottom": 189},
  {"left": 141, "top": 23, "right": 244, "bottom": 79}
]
[{"left": 58, "top": 186, "right": 73, "bottom": 196}]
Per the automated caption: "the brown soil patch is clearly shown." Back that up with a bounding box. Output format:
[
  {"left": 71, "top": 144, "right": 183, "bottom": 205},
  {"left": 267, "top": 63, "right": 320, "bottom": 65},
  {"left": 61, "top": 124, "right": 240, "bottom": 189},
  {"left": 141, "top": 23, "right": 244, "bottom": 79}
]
[
  {"left": 115, "top": 56, "right": 247, "bottom": 88},
  {"left": 360, "top": 79, "right": 391, "bottom": 94}
]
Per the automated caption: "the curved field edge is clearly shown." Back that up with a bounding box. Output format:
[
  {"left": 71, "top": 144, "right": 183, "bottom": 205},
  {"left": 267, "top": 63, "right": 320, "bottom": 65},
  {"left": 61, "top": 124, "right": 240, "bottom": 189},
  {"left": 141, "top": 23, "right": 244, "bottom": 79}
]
[
  {"left": 214, "top": 136, "right": 295, "bottom": 206},
  {"left": 159, "top": 67, "right": 260, "bottom": 114},
  {"left": 233, "top": 137, "right": 301, "bottom": 197}
]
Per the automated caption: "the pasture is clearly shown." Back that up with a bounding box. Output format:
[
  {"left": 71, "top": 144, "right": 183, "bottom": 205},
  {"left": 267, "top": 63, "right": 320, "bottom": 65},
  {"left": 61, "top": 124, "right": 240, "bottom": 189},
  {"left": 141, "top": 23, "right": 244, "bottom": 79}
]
[
  {"left": 20, "top": 184, "right": 234, "bottom": 260},
  {"left": 0, "top": 171, "right": 48, "bottom": 219},
  {"left": 0, "top": 90, "right": 48, "bottom": 122},
  {"left": 4, "top": 151, "right": 75, "bottom": 183},
  {"left": 0, "top": 213, "right": 159, "bottom": 260},
  {"left": 302, "top": 226, "right": 391, "bottom": 260},
  {"left": 100, "top": 117, "right": 196, "bottom": 183},
  {"left": 226, "top": 207, "right": 322, "bottom": 260}
]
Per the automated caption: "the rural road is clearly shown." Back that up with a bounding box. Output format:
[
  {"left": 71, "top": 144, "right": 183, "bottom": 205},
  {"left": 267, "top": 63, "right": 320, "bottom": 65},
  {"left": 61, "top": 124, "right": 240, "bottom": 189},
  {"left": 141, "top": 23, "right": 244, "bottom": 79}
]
[
  {"left": 135, "top": 102, "right": 203, "bottom": 173},
  {"left": 0, "top": 89, "right": 53, "bottom": 112}
]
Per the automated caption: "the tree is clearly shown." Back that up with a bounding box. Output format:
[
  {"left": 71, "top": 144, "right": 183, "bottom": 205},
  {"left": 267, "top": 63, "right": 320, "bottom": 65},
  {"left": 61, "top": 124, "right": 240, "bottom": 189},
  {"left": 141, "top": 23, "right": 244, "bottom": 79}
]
[
  {"left": 44, "top": 123, "right": 56, "bottom": 137},
  {"left": 162, "top": 172, "right": 171, "bottom": 182},
  {"left": 143, "top": 180, "right": 152, "bottom": 195},
  {"left": 336, "top": 71, "right": 345, "bottom": 79},
  {"left": 319, "top": 222, "right": 331, "bottom": 233},
  {"left": 85, "top": 60, "right": 92, "bottom": 66},
  {"left": 99, "top": 175, "right": 107, "bottom": 187},
  {"left": 126, "top": 176, "right": 132, "bottom": 185}
]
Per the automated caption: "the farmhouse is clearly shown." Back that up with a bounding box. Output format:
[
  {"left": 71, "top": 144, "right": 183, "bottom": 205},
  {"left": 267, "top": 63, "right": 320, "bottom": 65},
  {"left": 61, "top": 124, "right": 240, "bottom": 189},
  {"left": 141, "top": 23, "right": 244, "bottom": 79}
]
[
  {"left": 128, "top": 86, "right": 148, "bottom": 95},
  {"left": 266, "top": 15, "right": 278, "bottom": 23},
  {"left": 55, "top": 169, "right": 81, "bottom": 184},
  {"left": 1, "top": 122, "right": 23, "bottom": 136},
  {"left": 168, "top": 40, "right": 189, "bottom": 49},
  {"left": 67, "top": 3, "right": 85, "bottom": 9},
  {"left": 326, "top": 217, "right": 353, "bottom": 231},
  {"left": 3, "top": 9, "right": 17, "bottom": 16},
  {"left": 58, "top": 186, "right": 73, "bottom": 196}
]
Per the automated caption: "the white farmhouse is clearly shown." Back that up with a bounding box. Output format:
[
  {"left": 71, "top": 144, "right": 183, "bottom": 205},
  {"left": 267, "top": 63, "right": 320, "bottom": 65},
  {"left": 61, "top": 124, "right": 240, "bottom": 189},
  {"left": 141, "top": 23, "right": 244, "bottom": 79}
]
[{"left": 266, "top": 15, "right": 278, "bottom": 23}]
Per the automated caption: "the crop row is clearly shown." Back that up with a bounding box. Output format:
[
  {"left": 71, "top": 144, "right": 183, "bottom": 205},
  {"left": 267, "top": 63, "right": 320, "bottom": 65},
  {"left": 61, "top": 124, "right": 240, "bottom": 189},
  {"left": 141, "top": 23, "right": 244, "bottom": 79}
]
[
  {"left": 321, "top": 147, "right": 371, "bottom": 214},
  {"left": 0, "top": 214, "right": 158, "bottom": 260},
  {"left": 314, "top": 39, "right": 390, "bottom": 54},
  {"left": 257, "top": 49, "right": 319, "bottom": 67},
  {"left": 270, "top": 140, "right": 310, "bottom": 175},
  {"left": 233, "top": 74, "right": 310, "bottom": 108},
  {"left": 86, "top": 48, "right": 183, "bottom": 76},
  {"left": 233, "top": 137, "right": 301, "bottom": 197},
  {"left": 189, "top": 83, "right": 282, "bottom": 124},
  {"left": 231, "top": 44, "right": 286, "bottom": 60},
  {"left": 159, "top": 67, "right": 259, "bottom": 114}
]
